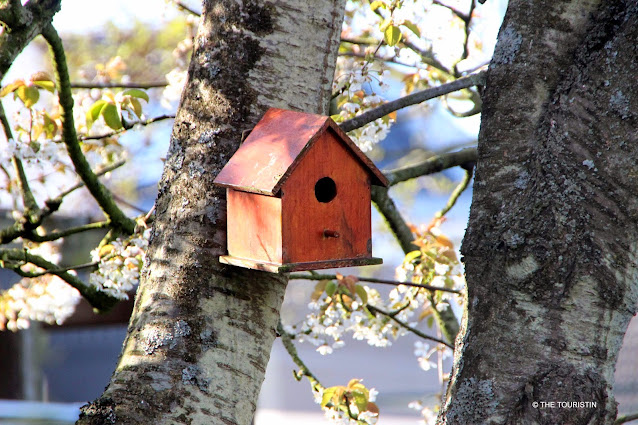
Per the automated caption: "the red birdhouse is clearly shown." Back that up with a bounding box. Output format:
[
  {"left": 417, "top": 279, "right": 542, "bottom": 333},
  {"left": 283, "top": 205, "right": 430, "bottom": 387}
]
[{"left": 213, "top": 108, "right": 389, "bottom": 273}]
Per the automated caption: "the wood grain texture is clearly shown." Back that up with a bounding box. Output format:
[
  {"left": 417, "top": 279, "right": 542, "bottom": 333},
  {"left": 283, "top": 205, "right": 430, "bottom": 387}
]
[
  {"left": 282, "top": 131, "right": 372, "bottom": 263},
  {"left": 226, "top": 189, "right": 282, "bottom": 264},
  {"left": 219, "top": 255, "right": 382, "bottom": 273},
  {"left": 213, "top": 108, "right": 388, "bottom": 195}
]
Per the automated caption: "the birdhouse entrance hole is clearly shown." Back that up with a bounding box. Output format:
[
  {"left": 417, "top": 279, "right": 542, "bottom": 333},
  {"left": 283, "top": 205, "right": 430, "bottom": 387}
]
[{"left": 315, "top": 177, "right": 337, "bottom": 203}]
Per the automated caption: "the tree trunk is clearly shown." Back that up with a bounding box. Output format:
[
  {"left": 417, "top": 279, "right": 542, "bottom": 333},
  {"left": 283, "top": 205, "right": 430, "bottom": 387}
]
[
  {"left": 439, "top": 1, "right": 638, "bottom": 424},
  {"left": 77, "top": 1, "right": 345, "bottom": 424}
]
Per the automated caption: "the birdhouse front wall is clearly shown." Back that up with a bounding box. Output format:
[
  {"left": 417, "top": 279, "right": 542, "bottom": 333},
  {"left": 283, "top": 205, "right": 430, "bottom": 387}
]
[
  {"left": 281, "top": 129, "right": 372, "bottom": 264},
  {"left": 226, "top": 189, "right": 282, "bottom": 264}
]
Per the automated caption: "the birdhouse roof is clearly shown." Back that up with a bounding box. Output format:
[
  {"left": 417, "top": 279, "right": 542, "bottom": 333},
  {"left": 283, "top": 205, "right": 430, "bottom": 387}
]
[{"left": 214, "top": 108, "right": 388, "bottom": 195}]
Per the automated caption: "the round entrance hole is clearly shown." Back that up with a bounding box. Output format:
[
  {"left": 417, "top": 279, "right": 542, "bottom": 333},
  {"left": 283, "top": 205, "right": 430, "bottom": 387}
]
[{"left": 314, "top": 177, "right": 337, "bottom": 203}]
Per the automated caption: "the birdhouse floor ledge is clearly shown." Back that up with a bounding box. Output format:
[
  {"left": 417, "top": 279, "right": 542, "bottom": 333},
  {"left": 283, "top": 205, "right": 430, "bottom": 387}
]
[{"left": 219, "top": 255, "right": 383, "bottom": 273}]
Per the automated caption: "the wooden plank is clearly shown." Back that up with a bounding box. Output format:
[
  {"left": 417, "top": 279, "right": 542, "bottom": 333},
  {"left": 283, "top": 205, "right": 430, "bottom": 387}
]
[
  {"left": 281, "top": 131, "right": 372, "bottom": 263},
  {"left": 219, "top": 255, "right": 382, "bottom": 273},
  {"left": 227, "top": 189, "right": 282, "bottom": 264}
]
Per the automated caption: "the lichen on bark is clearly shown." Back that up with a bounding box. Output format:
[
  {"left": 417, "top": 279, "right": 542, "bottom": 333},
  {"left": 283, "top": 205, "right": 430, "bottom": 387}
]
[{"left": 77, "top": 1, "right": 346, "bottom": 424}]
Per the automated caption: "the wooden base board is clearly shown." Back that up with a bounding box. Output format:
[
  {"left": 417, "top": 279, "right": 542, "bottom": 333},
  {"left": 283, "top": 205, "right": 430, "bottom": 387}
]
[{"left": 219, "top": 255, "right": 383, "bottom": 273}]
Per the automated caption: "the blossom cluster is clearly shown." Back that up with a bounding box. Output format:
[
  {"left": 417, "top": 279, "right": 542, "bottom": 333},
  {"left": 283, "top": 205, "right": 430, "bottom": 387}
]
[
  {"left": 314, "top": 381, "right": 379, "bottom": 425},
  {"left": 287, "top": 279, "right": 429, "bottom": 356},
  {"left": 0, "top": 241, "right": 81, "bottom": 331},
  {"left": 331, "top": 57, "right": 394, "bottom": 152},
  {"left": 0, "top": 275, "right": 81, "bottom": 331},
  {"left": 89, "top": 228, "right": 151, "bottom": 299}
]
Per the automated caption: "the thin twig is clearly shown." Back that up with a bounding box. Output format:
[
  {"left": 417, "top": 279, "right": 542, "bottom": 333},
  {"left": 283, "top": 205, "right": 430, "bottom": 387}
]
[
  {"left": 615, "top": 412, "right": 638, "bottom": 425},
  {"left": 339, "top": 71, "right": 486, "bottom": 132},
  {"left": 28, "top": 220, "right": 110, "bottom": 242},
  {"left": 42, "top": 24, "right": 135, "bottom": 235},
  {"left": 288, "top": 272, "right": 462, "bottom": 295},
  {"left": 0, "top": 101, "right": 39, "bottom": 216},
  {"left": 338, "top": 51, "right": 420, "bottom": 69},
  {"left": 70, "top": 81, "right": 167, "bottom": 89},
  {"left": 170, "top": 0, "right": 201, "bottom": 17},
  {"left": 0, "top": 248, "right": 118, "bottom": 311},
  {"left": 277, "top": 322, "right": 323, "bottom": 391},
  {"left": 112, "top": 193, "right": 146, "bottom": 214},
  {"left": 80, "top": 114, "right": 175, "bottom": 141},
  {"left": 56, "top": 160, "right": 126, "bottom": 199},
  {"left": 435, "top": 164, "right": 474, "bottom": 218},
  {"left": 367, "top": 305, "right": 454, "bottom": 349},
  {"left": 14, "top": 260, "right": 99, "bottom": 277}
]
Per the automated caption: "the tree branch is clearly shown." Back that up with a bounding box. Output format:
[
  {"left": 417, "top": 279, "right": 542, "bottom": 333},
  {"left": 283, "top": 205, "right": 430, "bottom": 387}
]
[
  {"left": 0, "top": 0, "right": 62, "bottom": 82},
  {"left": 371, "top": 185, "right": 460, "bottom": 346},
  {"left": 169, "top": 0, "right": 201, "bottom": 17},
  {"left": 371, "top": 186, "right": 418, "bottom": 253},
  {"left": 385, "top": 148, "right": 477, "bottom": 186},
  {"left": 615, "top": 412, "right": 638, "bottom": 425},
  {"left": 80, "top": 114, "right": 175, "bottom": 141},
  {"left": 70, "top": 81, "right": 167, "bottom": 89},
  {"left": 0, "top": 160, "right": 125, "bottom": 245},
  {"left": 367, "top": 305, "right": 453, "bottom": 349},
  {"left": 288, "top": 272, "right": 462, "bottom": 295},
  {"left": 339, "top": 71, "right": 486, "bottom": 133},
  {"left": 277, "top": 322, "right": 323, "bottom": 391},
  {"left": 435, "top": 164, "right": 474, "bottom": 218},
  {"left": 28, "top": 220, "right": 110, "bottom": 242},
  {"left": 0, "top": 101, "right": 39, "bottom": 217},
  {"left": 41, "top": 24, "right": 134, "bottom": 235},
  {"left": 0, "top": 248, "right": 118, "bottom": 311}
]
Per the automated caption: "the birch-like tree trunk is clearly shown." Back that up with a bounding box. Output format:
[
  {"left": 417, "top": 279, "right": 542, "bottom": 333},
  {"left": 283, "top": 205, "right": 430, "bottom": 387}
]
[
  {"left": 77, "top": 1, "right": 345, "bottom": 424},
  {"left": 439, "top": 1, "right": 638, "bottom": 424}
]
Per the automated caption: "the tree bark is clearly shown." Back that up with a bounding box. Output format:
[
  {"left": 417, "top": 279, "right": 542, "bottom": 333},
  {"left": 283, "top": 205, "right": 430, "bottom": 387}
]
[
  {"left": 77, "top": 1, "right": 345, "bottom": 424},
  {"left": 439, "top": 1, "right": 638, "bottom": 424}
]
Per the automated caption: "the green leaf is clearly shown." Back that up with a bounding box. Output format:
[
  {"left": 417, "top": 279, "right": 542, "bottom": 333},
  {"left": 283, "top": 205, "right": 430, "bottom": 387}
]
[
  {"left": 15, "top": 85, "right": 39, "bottom": 108},
  {"left": 311, "top": 280, "right": 330, "bottom": 302},
  {"left": 326, "top": 280, "right": 338, "bottom": 297},
  {"left": 402, "top": 20, "right": 421, "bottom": 38},
  {"left": 100, "top": 102, "right": 123, "bottom": 130},
  {"left": 379, "top": 17, "right": 392, "bottom": 32},
  {"left": 355, "top": 285, "right": 368, "bottom": 305},
  {"left": 370, "top": 0, "right": 386, "bottom": 11},
  {"left": 384, "top": 25, "right": 402, "bottom": 47},
  {"left": 86, "top": 100, "right": 107, "bottom": 130},
  {"left": 351, "top": 389, "right": 369, "bottom": 414},
  {"left": 130, "top": 98, "right": 143, "bottom": 118},
  {"left": 122, "top": 88, "right": 149, "bottom": 102},
  {"left": 42, "top": 113, "right": 57, "bottom": 139},
  {"left": 322, "top": 386, "right": 344, "bottom": 408},
  {"left": 33, "top": 80, "right": 56, "bottom": 93}
]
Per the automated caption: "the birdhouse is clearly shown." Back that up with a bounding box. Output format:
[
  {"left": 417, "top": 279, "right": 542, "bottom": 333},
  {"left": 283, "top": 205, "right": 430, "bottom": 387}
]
[{"left": 213, "top": 108, "right": 389, "bottom": 273}]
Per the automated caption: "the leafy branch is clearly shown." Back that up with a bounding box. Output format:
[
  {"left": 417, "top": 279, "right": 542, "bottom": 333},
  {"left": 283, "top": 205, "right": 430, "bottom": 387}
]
[
  {"left": 42, "top": 23, "right": 135, "bottom": 235},
  {"left": 367, "top": 304, "right": 453, "bottom": 349},
  {"left": 80, "top": 114, "right": 175, "bottom": 141},
  {"left": 0, "top": 248, "right": 118, "bottom": 311},
  {"left": 0, "top": 160, "right": 125, "bottom": 244},
  {"left": 289, "top": 272, "right": 462, "bottom": 295},
  {"left": 277, "top": 321, "right": 323, "bottom": 392}
]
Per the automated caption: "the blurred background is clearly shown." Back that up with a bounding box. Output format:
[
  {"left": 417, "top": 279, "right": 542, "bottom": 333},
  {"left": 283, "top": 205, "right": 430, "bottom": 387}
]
[{"left": 1, "top": 0, "right": 637, "bottom": 424}]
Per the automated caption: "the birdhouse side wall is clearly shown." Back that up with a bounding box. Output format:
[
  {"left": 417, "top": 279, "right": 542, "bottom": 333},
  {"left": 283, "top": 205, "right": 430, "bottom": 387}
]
[
  {"left": 226, "top": 189, "right": 283, "bottom": 264},
  {"left": 281, "top": 131, "right": 372, "bottom": 264}
]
